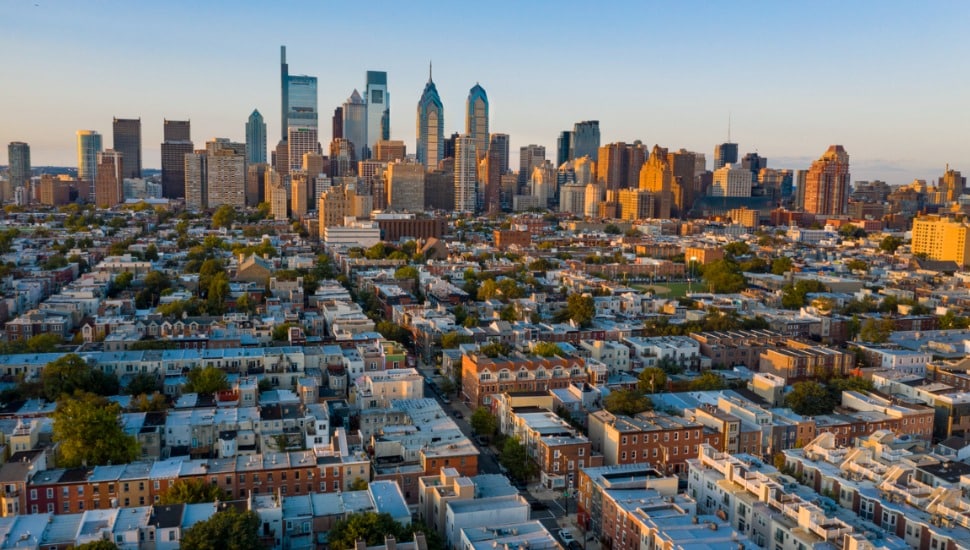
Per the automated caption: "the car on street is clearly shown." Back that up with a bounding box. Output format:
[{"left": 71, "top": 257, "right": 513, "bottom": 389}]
[
  {"left": 528, "top": 501, "right": 548, "bottom": 511},
  {"left": 567, "top": 541, "right": 582, "bottom": 550},
  {"left": 453, "top": 411, "right": 463, "bottom": 419},
  {"left": 442, "top": 396, "right": 451, "bottom": 404},
  {"left": 558, "top": 530, "right": 576, "bottom": 545}
]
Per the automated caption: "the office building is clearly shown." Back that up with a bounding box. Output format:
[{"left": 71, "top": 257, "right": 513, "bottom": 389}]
[
  {"left": 206, "top": 139, "right": 247, "bottom": 208},
  {"left": 273, "top": 140, "right": 289, "bottom": 177},
  {"left": 386, "top": 160, "right": 425, "bottom": 212},
  {"left": 416, "top": 64, "right": 444, "bottom": 169},
  {"left": 329, "top": 139, "right": 356, "bottom": 178},
  {"left": 668, "top": 149, "right": 697, "bottom": 214},
  {"left": 803, "top": 145, "right": 850, "bottom": 216},
  {"left": 518, "top": 144, "right": 546, "bottom": 187},
  {"left": 76, "top": 130, "right": 103, "bottom": 200},
  {"left": 466, "top": 83, "right": 489, "bottom": 159},
  {"left": 38, "top": 175, "right": 73, "bottom": 206},
  {"left": 160, "top": 120, "right": 192, "bottom": 199},
  {"left": 279, "top": 45, "right": 289, "bottom": 145},
  {"left": 287, "top": 127, "right": 318, "bottom": 174},
  {"left": 290, "top": 171, "right": 308, "bottom": 219},
  {"left": 7, "top": 142, "right": 30, "bottom": 195},
  {"left": 638, "top": 145, "right": 674, "bottom": 219},
  {"left": 482, "top": 148, "right": 503, "bottom": 214},
  {"left": 713, "top": 142, "right": 738, "bottom": 170},
  {"left": 556, "top": 131, "right": 572, "bottom": 166},
  {"left": 286, "top": 72, "right": 318, "bottom": 173},
  {"left": 332, "top": 106, "right": 343, "bottom": 141},
  {"left": 617, "top": 188, "right": 656, "bottom": 221},
  {"left": 375, "top": 140, "right": 406, "bottom": 162},
  {"left": 365, "top": 71, "right": 389, "bottom": 158},
  {"left": 112, "top": 118, "right": 141, "bottom": 179},
  {"left": 268, "top": 171, "right": 289, "bottom": 221},
  {"left": 454, "top": 135, "right": 477, "bottom": 213},
  {"left": 488, "top": 133, "right": 509, "bottom": 175},
  {"left": 95, "top": 149, "right": 124, "bottom": 208},
  {"left": 246, "top": 163, "right": 268, "bottom": 207},
  {"left": 184, "top": 150, "right": 207, "bottom": 210},
  {"left": 911, "top": 214, "right": 970, "bottom": 266},
  {"left": 940, "top": 165, "right": 965, "bottom": 203},
  {"left": 570, "top": 120, "right": 600, "bottom": 162},
  {"left": 741, "top": 152, "right": 766, "bottom": 177},
  {"left": 711, "top": 163, "right": 753, "bottom": 198},
  {"left": 245, "top": 110, "right": 267, "bottom": 165},
  {"left": 342, "top": 90, "right": 367, "bottom": 162},
  {"left": 529, "top": 161, "right": 556, "bottom": 209}
]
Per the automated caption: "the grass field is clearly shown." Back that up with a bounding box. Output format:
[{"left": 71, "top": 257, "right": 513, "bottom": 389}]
[{"left": 633, "top": 282, "right": 691, "bottom": 298}]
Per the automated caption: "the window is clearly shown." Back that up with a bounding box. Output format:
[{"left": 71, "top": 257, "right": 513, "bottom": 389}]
[{"left": 47, "top": 488, "right": 53, "bottom": 499}]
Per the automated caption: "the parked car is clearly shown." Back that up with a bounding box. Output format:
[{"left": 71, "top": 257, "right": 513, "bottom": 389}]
[
  {"left": 558, "top": 530, "right": 576, "bottom": 545},
  {"left": 454, "top": 411, "right": 463, "bottom": 419},
  {"left": 567, "top": 541, "right": 582, "bottom": 550},
  {"left": 529, "top": 501, "right": 548, "bottom": 511}
]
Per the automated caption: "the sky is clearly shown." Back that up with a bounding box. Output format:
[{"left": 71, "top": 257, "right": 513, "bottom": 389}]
[{"left": 2, "top": 0, "right": 969, "bottom": 184}]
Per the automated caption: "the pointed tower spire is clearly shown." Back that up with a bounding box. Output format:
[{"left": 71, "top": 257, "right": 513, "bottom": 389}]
[
  {"left": 429, "top": 60, "right": 433, "bottom": 82},
  {"left": 728, "top": 112, "right": 732, "bottom": 143}
]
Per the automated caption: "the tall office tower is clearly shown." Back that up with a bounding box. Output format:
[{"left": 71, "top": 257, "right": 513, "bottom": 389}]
[
  {"left": 742, "top": 152, "right": 766, "bottom": 178},
  {"left": 184, "top": 150, "right": 207, "bottom": 210},
  {"left": 638, "top": 145, "right": 674, "bottom": 219},
  {"left": 518, "top": 145, "right": 546, "bottom": 187},
  {"left": 557, "top": 131, "right": 572, "bottom": 166},
  {"left": 668, "top": 149, "right": 697, "bottom": 214},
  {"left": 288, "top": 127, "right": 319, "bottom": 173},
  {"left": 530, "top": 160, "right": 556, "bottom": 209},
  {"left": 246, "top": 110, "right": 267, "bottom": 165},
  {"left": 286, "top": 72, "right": 319, "bottom": 172},
  {"left": 617, "top": 189, "right": 657, "bottom": 221},
  {"left": 416, "top": 64, "right": 444, "bottom": 170},
  {"left": 940, "top": 165, "right": 966, "bottom": 203},
  {"left": 803, "top": 145, "right": 850, "bottom": 216},
  {"left": 386, "top": 160, "right": 426, "bottom": 212},
  {"left": 443, "top": 132, "right": 460, "bottom": 160},
  {"left": 290, "top": 171, "right": 308, "bottom": 218},
  {"left": 570, "top": 121, "right": 600, "bottom": 162},
  {"left": 76, "top": 130, "right": 103, "bottom": 201},
  {"left": 625, "top": 142, "right": 648, "bottom": 189},
  {"left": 303, "top": 152, "right": 327, "bottom": 204},
  {"left": 481, "top": 148, "right": 503, "bottom": 214},
  {"left": 365, "top": 71, "right": 389, "bottom": 158},
  {"left": 112, "top": 118, "right": 141, "bottom": 179},
  {"left": 425, "top": 169, "right": 455, "bottom": 211},
  {"left": 466, "top": 83, "right": 489, "bottom": 160},
  {"left": 273, "top": 141, "right": 289, "bottom": 177},
  {"left": 559, "top": 183, "right": 586, "bottom": 216},
  {"left": 268, "top": 171, "right": 289, "bottom": 221},
  {"left": 332, "top": 107, "right": 344, "bottom": 141},
  {"left": 375, "top": 140, "right": 406, "bottom": 162},
  {"left": 794, "top": 169, "right": 808, "bottom": 210},
  {"left": 454, "top": 135, "right": 477, "bottom": 213},
  {"left": 161, "top": 120, "right": 192, "bottom": 199},
  {"left": 713, "top": 142, "right": 738, "bottom": 170},
  {"left": 711, "top": 163, "right": 753, "bottom": 198},
  {"left": 329, "top": 139, "right": 357, "bottom": 177},
  {"left": 95, "top": 149, "right": 124, "bottom": 208},
  {"left": 342, "top": 90, "right": 367, "bottom": 162},
  {"left": 280, "top": 46, "right": 289, "bottom": 145},
  {"left": 263, "top": 167, "right": 281, "bottom": 212},
  {"left": 206, "top": 139, "right": 247, "bottom": 208},
  {"left": 573, "top": 156, "right": 595, "bottom": 185},
  {"left": 488, "top": 134, "right": 509, "bottom": 175},
  {"left": 7, "top": 142, "right": 30, "bottom": 194},
  {"left": 246, "top": 163, "right": 268, "bottom": 206},
  {"left": 597, "top": 142, "right": 629, "bottom": 199}
]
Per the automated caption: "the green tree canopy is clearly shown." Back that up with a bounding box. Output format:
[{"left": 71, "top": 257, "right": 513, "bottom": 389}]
[
  {"left": 781, "top": 279, "right": 828, "bottom": 310},
  {"left": 688, "top": 371, "right": 727, "bottom": 391},
  {"left": 183, "top": 366, "right": 230, "bottom": 395},
  {"left": 349, "top": 477, "right": 369, "bottom": 491},
  {"left": 500, "top": 436, "right": 538, "bottom": 482},
  {"left": 700, "top": 259, "right": 747, "bottom": 293},
  {"left": 470, "top": 406, "right": 498, "bottom": 437},
  {"left": 131, "top": 392, "right": 168, "bottom": 412},
  {"left": 180, "top": 507, "right": 261, "bottom": 550},
  {"left": 771, "top": 257, "right": 793, "bottom": 275},
  {"left": 211, "top": 205, "right": 237, "bottom": 229},
  {"left": 879, "top": 235, "right": 904, "bottom": 253},
  {"left": 52, "top": 391, "right": 139, "bottom": 468},
  {"left": 604, "top": 389, "right": 652, "bottom": 416},
  {"left": 441, "top": 332, "right": 473, "bottom": 349},
  {"left": 159, "top": 478, "right": 230, "bottom": 505},
  {"left": 42, "top": 354, "right": 119, "bottom": 401},
  {"left": 723, "top": 242, "right": 751, "bottom": 259},
  {"left": 564, "top": 293, "right": 596, "bottom": 327},
  {"left": 329, "top": 512, "right": 408, "bottom": 550},
  {"left": 785, "top": 381, "right": 834, "bottom": 416},
  {"left": 859, "top": 317, "right": 894, "bottom": 343},
  {"left": 637, "top": 367, "right": 668, "bottom": 394}
]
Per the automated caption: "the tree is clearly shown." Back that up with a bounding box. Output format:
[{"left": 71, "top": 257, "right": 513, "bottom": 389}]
[
  {"left": 52, "top": 391, "right": 139, "bottom": 468},
  {"left": 477, "top": 279, "right": 499, "bottom": 301},
  {"left": 470, "top": 406, "right": 498, "bottom": 437},
  {"left": 211, "top": 205, "right": 236, "bottom": 229},
  {"left": 700, "top": 259, "right": 747, "bottom": 293},
  {"left": 500, "top": 437, "right": 538, "bottom": 482},
  {"left": 532, "top": 341, "right": 563, "bottom": 357},
  {"left": 723, "top": 242, "right": 751, "bottom": 259},
  {"left": 479, "top": 341, "right": 510, "bottom": 358},
  {"left": 205, "top": 272, "right": 230, "bottom": 315},
  {"left": 879, "top": 235, "right": 904, "bottom": 254},
  {"left": 859, "top": 318, "right": 894, "bottom": 343},
  {"left": 637, "top": 367, "right": 667, "bottom": 394},
  {"left": 159, "top": 478, "right": 230, "bottom": 505},
  {"left": 41, "top": 354, "right": 119, "bottom": 401},
  {"left": 25, "top": 332, "right": 62, "bottom": 352},
  {"left": 112, "top": 271, "right": 134, "bottom": 295},
  {"left": 394, "top": 266, "right": 418, "bottom": 281},
  {"left": 604, "top": 389, "right": 652, "bottom": 416},
  {"left": 785, "top": 381, "right": 834, "bottom": 416},
  {"left": 771, "top": 257, "right": 793, "bottom": 275},
  {"left": 198, "top": 259, "right": 224, "bottom": 298},
  {"left": 781, "top": 279, "right": 828, "bottom": 310},
  {"left": 845, "top": 259, "right": 868, "bottom": 272},
  {"left": 131, "top": 392, "right": 168, "bottom": 412},
  {"left": 181, "top": 507, "right": 262, "bottom": 550},
  {"left": 603, "top": 224, "right": 621, "bottom": 235},
  {"left": 144, "top": 243, "right": 159, "bottom": 261},
  {"left": 564, "top": 293, "right": 596, "bottom": 327},
  {"left": 329, "top": 512, "right": 408, "bottom": 550},
  {"left": 349, "top": 477, "right": 369, "bottom": 491},
  {"left": 183, "top": 366, "right": 229, "bottom": 395},
  {"left": 441, "top": 332, "right": 473, "bottom": 349},
  {"left": 689, "top": 371, "right": 726, "bottom": 391},
  {"left": 376, "top": 321, "right": 411, "bottom": 345},
  {"left": 499, "top": 303, "right": 518, "bottom": 322}
]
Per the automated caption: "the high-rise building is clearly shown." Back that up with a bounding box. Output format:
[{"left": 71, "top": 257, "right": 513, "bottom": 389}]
[
  {"left": 570, "top": 121, "right": 600, "bottom": 162},
  {"left": 416, "top": 67, "right": 444, "bottom": 170},
  {"left": 559, "top": 183, "right": 586, "bottom": 216},
  {"left": 912, "top": 215, "right": 970, "bottom": 266},
  {"left": 7, "top": 142, "right": 30, "bottom": 193},
  {"left": 466, "top": 83, "right": 489, "bottom": 160},
  {"left": 794, "top": 169, "right": 808, "bottom": 211},
  {"left": 638, "top": 145, "right": 674, "bottom": 219},
  {"left": 557, "top": 131, "right": 572, "bottom": 167},
  {"left": 626, "top": 142, "right": 648, "bottom": 189},
  {"left": 112, "top": 118, "right": 141, "bottom": 179},
  {"left": 482, "top": 147, "right": 503, "bottom": 214},
  {"left": 713, "top": 142, "right": 738, "bottom": 170},
  {"left": 443, "top": 132, "right": 460, "bottom": 161},
  {"left": 940, "top": 165, "right": 966, "bottom": 203},
  {"left": 803, "top": 145, "right": 850, "bottom": 216},
  {"left": 530, "top": 160, "right": 556, "bottom": 209},
  {"left": 518, "top": 145, "right": 546, "bottom": 187},
  {"left": 375, "top": 140, "right": 407, "bottom": 162},
  {"left": 291, "top": 171, "right": 308, "bottom": 219},
  {"left": 668, "top": 149, "right": 697, "bottom": 215},
  {"left": 95, "top": 149, "right": 124, "bottom": 208},
  {"left": 454, "top": 134, "right": 477, "bottom": 213},
  {"left": 279, "top": 46, "right": 289, "bottom": 145},
  {"left": 161, "top": 120, "right": 192, "bottom": 199},
  {"left": 597, "top": 142, "right": 629, "bottom": 199},
  {"left": 329, "top": 139, "right": 357, "bottom": 178},
  {"left": 286, "top": 73, "right": 318, "bottom": 173},
  {"left": 246, "top": 110, "right": 267, "bottom": 165},
  {"left": 489, "top": 133, "right": 510, "bottom": 175},
  {"left": 741, "top": 152, "right": 767, "bottom": 177},
  {"left": 268, "top": 169, "right": 288, "bottom": 221},
  {"left": 617, "top": 188, "right": 656, "bottom": 221},
  {"left": 184, "top": 150, "right": 207, "bottom": 210},
  {"left": 365, "top": 71, "right": 389, "bottom": 158},
  {"left": 76, "top": 130, "right": 103, "bottom": 201},
  {"left": 332, "top": 106, "right": 343, "bottom": 141},
  {"left": 711, "top": 163, "right": 753, "bottom": 198},
  {"left": 386, "top": 160, "right": 426, "bottom": 212},
  {"left": 342, "top": 90, "right": 367, "bottom": 162},
  {"left": 206, "top": 139, "right": 247, "bottom": 208},
  {"left": 574, "top": 156, "right": 596, "bottom": 186},
  {"left": 288, "top": 127, "right": 319, "bottom": 174},
  {"left": 246, "top": 163, "right": 268, "bottom": 206}
]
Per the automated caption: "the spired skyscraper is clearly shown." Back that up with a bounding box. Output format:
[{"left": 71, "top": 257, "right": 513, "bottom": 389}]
[
  {"left": 416, "top": 63, "right": 444, "bottom": 170},
  {"left": 112, "top": 118, "right": 142, "bottom": 179},
  {"left": 365, "top": 71, "right": 389, "bottom": 159},
  {"left": 161, "top": 119, "right": 192, "bottom": 199},
  {"left": 342, "top": 90, "right": 367, "bottom": 163},
  {"left": 466, "top": 83, "right": 489, "bottom": 160},
  {"left": 77, "top": 130, "right": 103, "bottom": 202},
  {"left": 246, "top": 110, "right": 267, "bottom": 165}
]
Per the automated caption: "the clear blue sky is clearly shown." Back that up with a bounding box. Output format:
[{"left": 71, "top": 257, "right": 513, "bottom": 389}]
[{"left": 2, "top": 0, "right": 968, "bottom": 184}]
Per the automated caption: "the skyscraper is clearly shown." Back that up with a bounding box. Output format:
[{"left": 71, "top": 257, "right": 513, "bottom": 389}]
[
  {"left": 7, "top": 142, "right": 31, "bottom": 192},
  {"left": 638, "top": 145, "right": 674, "bottom": 219},
  {"left": 246, "top": 110, "right": 267, "bottom": 165},
  {"left": 161, "top": 119, "right": 192, "bottom": 199},
  {"left": 206, "top": 139, "right": 247, "bottom": 208},
  {"left": 570, "top": 121, "right": 600, "bottom": 162},
  {"left": 386, "top": 160, "right": 426, "bottom": 212},
  {"left": 742, "top": 152, "right": 767, "bottom": 177},
  {"left": 454, "top": 135, "right": 477, "bottom": 213},
  {"left": 518, "top": 145, "right": 546, "bottom": 188},
  {"left": 466, "top": 84, "right": 489, "bottom": 160},
  {"left": 482, "top": 147, "right": 503, "bottom": 214},
  {"left": 416, "top": 63, "right": 444, "bottom": 170},
  {"left": 488, "top": 133, "right": 510, "bottom": 175},
  {"left": 342, "top": 90, "right": 367, "bottom": 163},
  {"left": 597, "top": 142, "right": 629, "bottom": 199},
  {"left": 365, "top": 71, "right": 389, "bottom": 158},
  {"left": 280, "top": 46, "right": 289, "bottom": 144},
  {"left": 713, "top": 142, "right": 738, "bottom": 170},
  {"left": 940, "top": 165, "right": 966, "bottom": 203},
  {"left": 185, "top": 150, "right": 207, "bottom": 210},
  {"left": 286, "top": 74, "right": 318, "bottom": 172},
  {"left": 711, "top": 163, "right": 753, "bottom": 198},
  {"left": 332, "top": 107, "right": 343, "bottom": 141},
  {"left": 76, "top": 130, "right": 103, "bottom": 201},
  {"left": 95, "top": 149, "right": 124, "bottom": 208},
  {"left": 668, "top": 149, "right": 697, "bottom": 215},
  {"left": 803, "top": 145, "right": 850, "bottom": 216},
  {"left": 375, "top": 140, "right": 406, "bottom": 162},
  {"left": 557, "top": 131, "right": 572, "bottom": 167},
  {"left": 112, "top": 118, "right": 142, "bottom": 179}
]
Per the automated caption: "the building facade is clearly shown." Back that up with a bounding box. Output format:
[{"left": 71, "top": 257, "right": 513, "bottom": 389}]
[{"left": 112, "top": 118, "right": 142, "bottom": 179}]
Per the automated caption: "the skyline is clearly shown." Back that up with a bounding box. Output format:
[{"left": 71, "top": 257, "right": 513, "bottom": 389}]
[{"left": 2, "top": 1, "right": 969, "bottom": 184}]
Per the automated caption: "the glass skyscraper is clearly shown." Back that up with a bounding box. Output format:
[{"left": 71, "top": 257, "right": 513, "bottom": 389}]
[
  {"left": 466, "top": 84, "right": 489, "bottom": 160},
  {"left": 286, "top": 75, "right": 318, "bottom": 172},
  {"left": 365, "top": 71, "right": 389, "bottom": 159},
  {"left": 416, "top": 64, "right": 444, "bottom": 170},
  {"left": 77, "top": 130, "right": 103, "bottom": 200},
  {"left": 246, "top": 110, "right": 267, "bottom": 165}
]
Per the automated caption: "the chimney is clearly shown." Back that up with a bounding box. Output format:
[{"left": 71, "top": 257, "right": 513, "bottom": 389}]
[{"left": 385, "top": 535, "right": 396, "bottom": 550}]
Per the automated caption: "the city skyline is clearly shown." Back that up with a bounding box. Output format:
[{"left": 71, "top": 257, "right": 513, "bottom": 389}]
[{"left": 2, "top": 1, "right": 969, "bottom": 183}]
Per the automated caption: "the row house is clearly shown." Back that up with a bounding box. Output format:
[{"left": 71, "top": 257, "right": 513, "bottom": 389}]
[
  {"left": 461, "top": 352, "right": 588, "bottom": 407},
  {"left": 588, "top": 410, "right": 721, "bottom": 474},
  {"left": 689, "top": 329, "right": 787, "bottom": 369},
  {"left": 759, "top": 339, "right": 854, "bottom": 382}
]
